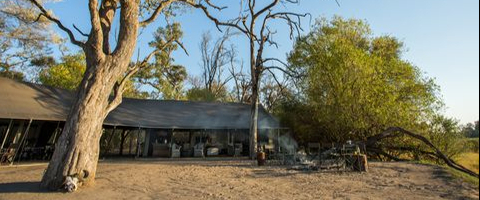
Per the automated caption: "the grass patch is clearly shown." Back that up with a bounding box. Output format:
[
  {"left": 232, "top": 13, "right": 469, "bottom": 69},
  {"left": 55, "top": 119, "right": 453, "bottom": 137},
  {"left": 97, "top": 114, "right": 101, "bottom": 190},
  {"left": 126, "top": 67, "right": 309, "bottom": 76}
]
[{"left": 455, "top": 152, "right": 479, "bottom": 174}]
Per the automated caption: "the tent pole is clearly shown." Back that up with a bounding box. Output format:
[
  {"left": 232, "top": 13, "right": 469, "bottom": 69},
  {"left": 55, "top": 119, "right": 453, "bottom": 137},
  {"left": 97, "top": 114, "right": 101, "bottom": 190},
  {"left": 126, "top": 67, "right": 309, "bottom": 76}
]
[
  {"left": 11, "top": 119, "right": 33, "bottom": 165},
  {"left": 135, "top": 127, "right": 141, "bottom": 158},
  {"left": 51, "top": 121, "right": 61, "bottom": 144},
  {"left": 0, "top": 119, "right": 13, "bottom": 151}
]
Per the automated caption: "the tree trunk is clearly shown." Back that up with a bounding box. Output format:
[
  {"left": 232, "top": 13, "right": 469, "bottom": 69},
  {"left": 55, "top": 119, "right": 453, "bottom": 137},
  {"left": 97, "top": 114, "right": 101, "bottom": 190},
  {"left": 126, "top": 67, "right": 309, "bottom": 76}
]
[
  {"left": 40, "top": 64, "right": 114, "bottom": 189},
  {"left": 40, "top": 0, "right": 139, "bottom": 190},
  {"left": 249, "top": 85, "right": 259, "bottom": 159},
  {"left": 248, "top": 29, "right": 259, "bottom": 159}
]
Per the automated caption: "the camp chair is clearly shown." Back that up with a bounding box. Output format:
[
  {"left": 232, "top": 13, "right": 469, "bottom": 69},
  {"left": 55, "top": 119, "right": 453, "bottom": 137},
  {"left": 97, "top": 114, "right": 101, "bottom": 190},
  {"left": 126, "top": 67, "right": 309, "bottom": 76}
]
[
  {"left": 0, "top": 148, "right": 15, "bottom": 165},
  {"left": 194, "top": 143, "right": 204, "bottom": 157},
  {"left": 234, "top": 143, "right": 242, "bottom": 156},
  {"left": 171, "top": 143, "right": 181, "bottom": 158}
]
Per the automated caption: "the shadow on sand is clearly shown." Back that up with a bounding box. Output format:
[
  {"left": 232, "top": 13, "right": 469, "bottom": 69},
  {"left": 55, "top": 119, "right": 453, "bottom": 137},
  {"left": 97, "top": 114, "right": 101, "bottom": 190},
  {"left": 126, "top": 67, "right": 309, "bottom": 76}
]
[{"left": 0, "top": 182, "right": 51, "bottom": 193}]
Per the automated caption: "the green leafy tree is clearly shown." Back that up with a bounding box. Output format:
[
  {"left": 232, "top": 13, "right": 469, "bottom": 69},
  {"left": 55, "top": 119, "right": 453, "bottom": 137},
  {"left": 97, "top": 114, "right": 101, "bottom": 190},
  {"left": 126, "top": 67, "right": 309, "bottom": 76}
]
[
  {"left": 39, "top": 53, "right": 86, "bottom": 91},
  {"left": 285, "top": 16, "right": 443, "bottom": 143},
  {"left": 38, "top": 53, "right": 146, "bottom": 98},
  {"left": 427, "top": 115, "right": 466, "bottom": 159},
  {"left": 135, "top": 23, "right": 187, "bottom": 100},
  {"left": 0, "top": 0, "right": 61, "bottom": 81},
  {"left": 186, "top": 81, "right": 230, "bottom": 102},
  {"left": 462, "top": 121, "right": 479, "bottom": 138}
]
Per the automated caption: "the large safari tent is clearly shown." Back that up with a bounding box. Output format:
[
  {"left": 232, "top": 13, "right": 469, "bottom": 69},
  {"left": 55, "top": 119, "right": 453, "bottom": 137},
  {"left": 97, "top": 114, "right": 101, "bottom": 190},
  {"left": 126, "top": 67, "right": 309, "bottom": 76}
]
[{"left": 0, "top": 77, "right": 287, "bottom": 162}]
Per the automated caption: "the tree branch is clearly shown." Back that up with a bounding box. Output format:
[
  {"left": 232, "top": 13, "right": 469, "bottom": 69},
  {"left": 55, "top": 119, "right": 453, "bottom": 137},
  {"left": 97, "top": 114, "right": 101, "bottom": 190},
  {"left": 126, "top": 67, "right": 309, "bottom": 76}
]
[
  {"left": 73, "top": 24, "right": 89, "bottom": 37},
  {"left": 139, "top": 0, "right": 176, "bottom": 27},
  {"left": 263, "top": 66, "right": 299, "bottom": 79},
  {"left": 366, "top": 127, "right": 479, "bottom": 178},
  {"left": 182, "top": 0, "right": 249, "bottom": 36},
  {"left": 28, "top": 0, "right": 85, "bottom": 47}
]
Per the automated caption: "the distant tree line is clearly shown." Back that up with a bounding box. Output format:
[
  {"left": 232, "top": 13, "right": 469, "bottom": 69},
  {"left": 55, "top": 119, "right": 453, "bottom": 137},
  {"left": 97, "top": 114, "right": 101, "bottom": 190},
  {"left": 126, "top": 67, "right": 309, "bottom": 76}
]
[{"left": 462, "top": 121, "right": 479, "bottom": 138}]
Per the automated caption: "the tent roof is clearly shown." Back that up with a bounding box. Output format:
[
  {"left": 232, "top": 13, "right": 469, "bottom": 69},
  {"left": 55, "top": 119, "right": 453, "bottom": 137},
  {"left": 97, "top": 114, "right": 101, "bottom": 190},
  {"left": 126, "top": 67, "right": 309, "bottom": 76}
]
[{"left": 0, "top": 77, "right": 281, "bottom": 129}]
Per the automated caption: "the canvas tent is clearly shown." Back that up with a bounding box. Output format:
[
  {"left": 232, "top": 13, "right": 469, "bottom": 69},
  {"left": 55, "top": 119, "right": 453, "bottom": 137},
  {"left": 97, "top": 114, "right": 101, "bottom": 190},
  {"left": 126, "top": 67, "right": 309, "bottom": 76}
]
[{"left": 0, "top": 77, "right": 284, "bottom": 160}]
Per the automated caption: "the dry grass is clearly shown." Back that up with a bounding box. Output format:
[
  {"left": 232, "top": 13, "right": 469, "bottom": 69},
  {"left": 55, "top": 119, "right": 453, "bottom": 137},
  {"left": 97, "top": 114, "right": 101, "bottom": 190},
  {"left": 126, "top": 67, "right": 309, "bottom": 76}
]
[{"left": 456, "top": 152, "right": 480, "bottom": 174}]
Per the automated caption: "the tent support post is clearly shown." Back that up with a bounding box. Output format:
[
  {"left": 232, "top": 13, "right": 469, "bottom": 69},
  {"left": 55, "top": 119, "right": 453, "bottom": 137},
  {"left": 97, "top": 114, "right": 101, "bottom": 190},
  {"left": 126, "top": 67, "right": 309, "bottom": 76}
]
[
  {"left": 135, "top": 127, "right": 141, "bottom": 158},
  {"left": 277, "top": 129, "right": 280, "bottom": 152},
  {"left": 0, "top": 119, "right": 13, "bottom": 151},
  {"left": 11, "top": 119, "right": 33, "bottom": 165},
  {"left": 51, "top": 121, "right": 61, "bottom": 144}
]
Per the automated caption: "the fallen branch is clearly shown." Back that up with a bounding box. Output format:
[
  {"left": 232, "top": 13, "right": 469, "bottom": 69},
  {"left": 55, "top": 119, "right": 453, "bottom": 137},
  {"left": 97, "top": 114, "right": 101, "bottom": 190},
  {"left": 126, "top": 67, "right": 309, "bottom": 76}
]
[{"left": 366, "top": 127, "right": 479, "bottom": 178}]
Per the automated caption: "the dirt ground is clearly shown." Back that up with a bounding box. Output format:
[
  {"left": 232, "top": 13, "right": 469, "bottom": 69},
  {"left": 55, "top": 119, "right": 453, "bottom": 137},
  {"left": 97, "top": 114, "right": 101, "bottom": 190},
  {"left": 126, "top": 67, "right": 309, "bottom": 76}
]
[{"left": 0, "top": 159, "right": 478, "bottom": 200}]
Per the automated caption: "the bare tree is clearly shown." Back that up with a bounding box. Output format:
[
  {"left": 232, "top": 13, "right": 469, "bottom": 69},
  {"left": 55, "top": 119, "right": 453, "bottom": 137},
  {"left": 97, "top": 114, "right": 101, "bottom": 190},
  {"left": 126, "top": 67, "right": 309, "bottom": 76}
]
[
  {"left": 260, "top": 72, "right": 291, "bottom": 112},
  {"left": 229, "top": 59, "right": 251, "bottom": 104},
  {"left": 190, "top": 0, "right": 308, "bottom": 158},
  {"left": 26, "top": 0, "right": 226, "bottom": 190},
  {"left": 199, "top": 30, "right": 235, "bottom": 98}
]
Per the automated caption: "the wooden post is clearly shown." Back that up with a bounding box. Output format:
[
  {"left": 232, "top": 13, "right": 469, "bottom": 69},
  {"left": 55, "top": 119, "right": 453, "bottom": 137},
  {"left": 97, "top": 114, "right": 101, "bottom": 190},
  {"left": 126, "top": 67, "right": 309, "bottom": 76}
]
[
  {"left": 12, "top": 119, "right": 33, "bottom": 165},
  {"left": 0, "top": 119, "right": 13, "bottom": 151},
  {"left": 143, "top": 129, "right": 150, "bottom": 157},
  {"left": 51, "top": 121, "right": 61, "bottom": 144},
  {"left": 135, "top": 127, "right": 141, "bottom": 158}
]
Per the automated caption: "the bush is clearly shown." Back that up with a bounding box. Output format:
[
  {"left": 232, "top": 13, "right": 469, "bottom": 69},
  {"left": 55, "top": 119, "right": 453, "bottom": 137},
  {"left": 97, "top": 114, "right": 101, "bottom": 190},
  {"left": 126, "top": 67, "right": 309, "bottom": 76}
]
[{"left": 464, "top": 138, "right": 479, "bottom": 153}]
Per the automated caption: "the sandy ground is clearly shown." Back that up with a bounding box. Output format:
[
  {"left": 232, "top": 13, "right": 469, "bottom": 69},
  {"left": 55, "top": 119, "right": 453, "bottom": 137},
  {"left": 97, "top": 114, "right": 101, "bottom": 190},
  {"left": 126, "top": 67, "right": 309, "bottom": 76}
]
[{"left": 0, "top": 159, "right": 478, "bottom": 200}]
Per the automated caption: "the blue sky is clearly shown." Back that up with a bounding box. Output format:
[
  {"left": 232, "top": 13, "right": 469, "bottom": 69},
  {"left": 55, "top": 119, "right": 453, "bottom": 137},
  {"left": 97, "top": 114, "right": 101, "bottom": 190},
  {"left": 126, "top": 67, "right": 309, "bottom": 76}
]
[{"left": 45, "top": 0, "right": 479, "bottom": 124}]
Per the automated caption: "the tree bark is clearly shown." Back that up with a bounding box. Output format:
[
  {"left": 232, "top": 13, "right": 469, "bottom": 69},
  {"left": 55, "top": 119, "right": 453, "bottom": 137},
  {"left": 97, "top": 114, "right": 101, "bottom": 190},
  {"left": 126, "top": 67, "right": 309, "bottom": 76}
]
[
  {"left": 249, "top": 79, "right": 259, "bottom": 159},
  {"left": 40, "top": 0, "right": 139, "bottom": 190}
]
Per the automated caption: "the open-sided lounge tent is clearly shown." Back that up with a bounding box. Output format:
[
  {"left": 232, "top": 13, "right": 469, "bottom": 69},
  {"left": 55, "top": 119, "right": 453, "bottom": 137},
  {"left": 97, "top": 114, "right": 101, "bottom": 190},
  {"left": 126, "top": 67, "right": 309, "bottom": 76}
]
[{"left": 0, "top": 77, "right": 284, "bottom": 160}]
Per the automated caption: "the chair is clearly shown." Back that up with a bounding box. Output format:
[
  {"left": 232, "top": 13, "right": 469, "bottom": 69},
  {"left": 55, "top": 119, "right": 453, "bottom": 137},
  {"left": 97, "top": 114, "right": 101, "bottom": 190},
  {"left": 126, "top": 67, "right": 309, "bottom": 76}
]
[
  {"left": 0, "top": 148, "right": 16, "bottom": 165},
  {"left": 234, "top": 143, "right": 242, "bottom": 156},
  {"left": 194, "top": 143, "right": 204, "bottom": 157},
  {"left": 171, "top": 143, "right": 181, "bottom": 158}
]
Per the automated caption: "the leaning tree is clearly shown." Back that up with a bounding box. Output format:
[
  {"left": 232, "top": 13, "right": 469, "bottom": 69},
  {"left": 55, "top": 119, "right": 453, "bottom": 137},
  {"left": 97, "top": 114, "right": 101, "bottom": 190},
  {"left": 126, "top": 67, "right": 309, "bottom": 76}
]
[{"left": 25, "top": 0, "right": 226, "bottom": 190}]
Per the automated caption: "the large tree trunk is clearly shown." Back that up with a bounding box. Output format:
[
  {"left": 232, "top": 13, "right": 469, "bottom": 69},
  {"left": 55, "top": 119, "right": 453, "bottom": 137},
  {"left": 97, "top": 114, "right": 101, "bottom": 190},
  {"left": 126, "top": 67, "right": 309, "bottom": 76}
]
[
  {"left": 249, "top": 81, "right": 259, "bottom": 159},
  {"left": 40, "top": 64, "right": 112, "bottom": 189},
  {"left": 248, "top": 31, "right": 259, "bottom": 159},
  {"left": 40, "top": 0, "right": 139, "bottom": 190}
]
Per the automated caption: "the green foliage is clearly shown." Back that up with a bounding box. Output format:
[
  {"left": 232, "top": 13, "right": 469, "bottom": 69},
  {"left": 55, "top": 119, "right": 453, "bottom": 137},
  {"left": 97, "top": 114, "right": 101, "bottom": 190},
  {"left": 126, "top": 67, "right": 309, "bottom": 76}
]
[
  {"left": 426, "top": 115, "right": 466, "bottom": 159},
  {"left": 284, "top": 16, "right": 443, "bottom": 143},
  {"left": 462, "top": 121, "right": 479, "bottom": 138},
  {"left": 186, "top": 87, "right": 218, "bottom": 102},
  {"left": 464, "top": 138, "right": 479, "bottom": 153},
  {"left": 38, "top": 53, "right": 86, "bottom": 90},
  {"left": 0, "top": 0, "right": 62, "bottom": 81},
  {"left": 38, "top": 53, "right": 147, "bottom": 99},
  {"left": 135, "top": 23, "right": 187, "bottom": 100},
  {"left": 186, "top": 83, "right": 230, "bottom": 102}
]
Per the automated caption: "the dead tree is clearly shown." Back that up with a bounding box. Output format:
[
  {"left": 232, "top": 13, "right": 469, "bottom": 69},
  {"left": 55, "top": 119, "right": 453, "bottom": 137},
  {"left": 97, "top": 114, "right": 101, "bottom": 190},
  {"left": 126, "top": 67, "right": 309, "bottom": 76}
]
[
  {"left": 27, "top": 0, "right": 227, "bottom": 190},
  {"left": 200, "top": 31, "right": 235, "bottom": 96},
  {"left": 366, "top": 127, "right": 479, "bottom": 178},
  {"left": 229, "top": 60, "right": 252, "bottom": 103},
  {"left": 189, "top": 0, "right": 309, "bottom": 158}
]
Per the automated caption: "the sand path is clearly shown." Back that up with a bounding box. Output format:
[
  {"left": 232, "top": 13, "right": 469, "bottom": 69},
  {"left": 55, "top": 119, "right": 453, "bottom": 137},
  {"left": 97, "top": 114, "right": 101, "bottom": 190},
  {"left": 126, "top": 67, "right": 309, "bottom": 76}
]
[{"left": 0, "top": 160, "right": 478, "bottom": 200}]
